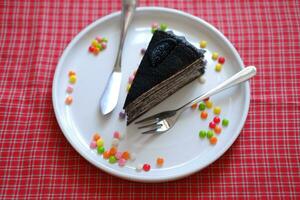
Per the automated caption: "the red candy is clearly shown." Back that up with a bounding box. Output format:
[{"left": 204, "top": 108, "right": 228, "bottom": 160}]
[
  {"left": 218, "top": 56, "right": 225, "bottom": 64},
  {"left": 213, "top": 116, "right": 220, "bottom": 124},
  {"left": 89, "top": 46, "right": 95, "bottom": 52},
  {"left": 209, "top": 121, "right": 216, "bottom": 129},
  {"left": 143, "top": 164, "right": 151, "bottom": 172}
]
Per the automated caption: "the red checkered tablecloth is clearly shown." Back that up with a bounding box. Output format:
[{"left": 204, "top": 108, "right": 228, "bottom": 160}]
[{"left": 0, "top": 0, "right": 299, "bottom": 199}]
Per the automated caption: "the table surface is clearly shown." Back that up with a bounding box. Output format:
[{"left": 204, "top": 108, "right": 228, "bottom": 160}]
[{"left": 0, "top": 0, "right": 299, "bottom": 199}]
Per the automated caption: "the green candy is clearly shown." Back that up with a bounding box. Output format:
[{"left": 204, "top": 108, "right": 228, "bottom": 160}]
[
  {"left": 101, "top": 37, "right": 108, "bottom": 43},
  {"left": 160, "top": 23, "right": 168, "bottom": 31},
  {"left": 222, "top": 119, "right": 229, "bottom": 127},
  {"left": 198, "top": 102, "right": 206, "bottom": 111},
  {"left": 97, "top": 146, "right": 105, "bottom": 154},
  {"left": 109, "top": 156, "right": 117, "bottom": 164},
  {"left": 199, "top": 130, "right": 206, "bottom": 139},
  {"left": 151, "top": 28, "right": 157, "bottom": 33},
  {"left": 207, "top": 130, "right": 214, "bottom": 139}
]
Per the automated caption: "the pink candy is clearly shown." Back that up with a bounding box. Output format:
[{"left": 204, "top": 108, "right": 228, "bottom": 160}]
[
  {"left": 115, "top": 152, "right": 123, "bottom": 160},
  {"left": 118, "top": 158, "right": 126, "bottom": 167},
  {"left": 90, "top": 141, "right": 97, "bottom": 149},
  {"left": 96, "top": 36, "right": 102, "bottom": 42},
  {"left": 128, "top": 75, "right": 135, "bottom": 83},
  {"left": 66, "top": 86, "right": 73, "bottom": 93},
  {"left": 151, "top": 22, "right": 159, "bottom": 29},
  {"left": 113, "top": 131, "right": 120, "bottom": 139}
]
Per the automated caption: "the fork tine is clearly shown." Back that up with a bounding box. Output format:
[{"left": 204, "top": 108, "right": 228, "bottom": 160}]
[
  {"left": 134, "top": 114, "right": 160, "bottom": 124},
  {"left": 137, "top": 122, "right": 162, "bottom": 130},
  {"left": 141, "top": 128, "right": 160, "bottom": 134}
]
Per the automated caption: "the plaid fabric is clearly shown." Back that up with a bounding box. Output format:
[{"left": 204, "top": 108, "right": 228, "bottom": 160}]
[{"left": 0, "top": 0, "right": 299, "bottom": 199}]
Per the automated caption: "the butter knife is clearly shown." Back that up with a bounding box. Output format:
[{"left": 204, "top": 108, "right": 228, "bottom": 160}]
[{"left": 99, "top": 0, "right": 138, "bottom": 115}]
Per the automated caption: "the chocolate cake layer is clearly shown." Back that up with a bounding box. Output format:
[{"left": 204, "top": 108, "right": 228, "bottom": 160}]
[{"left": 125, "top": 58, "right": 206, "bottom": 124}]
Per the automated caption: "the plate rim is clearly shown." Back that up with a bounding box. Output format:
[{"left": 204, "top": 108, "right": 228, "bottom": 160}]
[{"left": 52, "top": 6, "right": 250, "bottom": 182}]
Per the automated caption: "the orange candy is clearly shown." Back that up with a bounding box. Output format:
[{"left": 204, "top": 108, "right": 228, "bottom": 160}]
[
  {"left": 93, "top": 133, "right": 100, "bottom": 141},
  {"left": 109, "top": 147, "right": 117, "bottom": 156},
  {"left": 200, "top": 111, "right": 208, "bottom": 119},
  {"left": 191, "top": 103, "right": 198, "bottom": 109},
  {"left": 121, "top": 151, "right": 130, "bottom": 160},
  {"left": 214, "top": 125, "right": 222, "bottom": 134},
  {"left": 210, "top": 136, "right": 218, "bottom": 145},
  {"left": 68, "top": 70, "right": 76, "bottom": 77},
  {"left": 65, "top": 96, "right": 73, "bottom": 105},
  {"left": 103, "top": 151, "right": 110, "bottom": 159},
  {"left": 156, "top": 157, "right": 164, "bottom": 166}
]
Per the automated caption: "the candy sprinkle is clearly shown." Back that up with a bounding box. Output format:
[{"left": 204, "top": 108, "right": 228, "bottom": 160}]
[
  {"left": 213, "top": 116, "right": 221, "bottom": 124},
  {"left": 160, "top": 23, "right": 168, "bottom": 31},
  {"left": 109, "top": 147, "right": 117, "bottom": 156},
  {"left": 69, "top": 75, "right": 77, "bottom": 84},
  {"left": 205, "top": 100, "right": 213, "bottom": 109},
  {"left": 103, "top": 151, "right": 110, "bottom": 159},
  {"left": 209, "top": 121, "right": 216, "bottom": 129},
  {"left": 201, "top": 111, "right": 208, "bottom": 119},
  {"left": 199, "top": 130, "right": 207, "bottom": 138},
  {"left": 66, "top": 86, "right": 73, "bottom": 94},
  {"left": 96, "top": 138, "right": 104, "bottom": 147},
  {"left": 143, "top": 164, "right": 151, "bottom": 172},
  {"left": 218, "top": 56, "right": 225, "bottom": 64},
  {"left": 198, "top": 102, "right": 206, "bottom": 111},
  {"left": 212, "top": 52, "right": 219, "bottom": 60},
  {"left": 122, "top": 151, "right": 130, "bottom": 160},
  {"left": 115, "top": 152, "right": 123, "bottom": 160},
  {"left": 118, "top": 158, "right": 126, "bottom": 167},
  {"left": 128, "top": 75, "right": 135, "bottom": 84},
  {"left": 198, "top": 76, "right": 206, "bottom": 84},
  {"left": 113, "top": 131, "right": 121, "bottom": 139},
  {"left": 213, "top": 106, "right": 221, "bottom": 115},
  {"left": 136, "top": 164, "right": 143, "bottom": 172},
  {"left": 68, "top": 71, "right": 76, "bottom": 77},
  {"left": 90, "top": 141, "right": 97, "bottom": 149},
  {"left": 109, "top": 156, "right": 117, "bottom": 164},
  {"left": 111, "top": 138, "right": 120, "bottom": 147},
  {"left": 222, "top": 118, "right": 229, "bottom": 127},
  {"left": 215, "top": 63, "right": 222, "bottom": 72},
  {"left": 200, "top": 40, "right": 207, "bottom": 48},
  {"left": 141, "top": 48, "right": 146, "bottom": 55},
  {"left": 156, "top": 157, "right": 164, "bottom": 167},
  {"left": 65, "top": 96, "right": 73, "bottom": 105},
  {"left": 207, "top": 130, "right": 214, "bottom": 139},
  {"left": 191, "top": 103, "right": 198, "bottom": 109},
  {"left": 210, "top": 136, "right": 218, "bottom": 145},
  {"left": 93, "top": 133, "right": 101, "bottom": 141},
  {"left": 97, "top": 146, "right": 105, "bottom": 154},
  {"left": 214, "top": 125, "right": 222, "bottom": 134},
  {"left": 119, "top": 111, "right": 126, "bottom": 119},
  {"left": 126, "top": 84, "right": 131, "bottom": 92}
]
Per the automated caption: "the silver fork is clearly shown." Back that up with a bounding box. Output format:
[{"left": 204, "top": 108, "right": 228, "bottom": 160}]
[{"left": 135, "top": 66, "right": 257, "bottom": 134}]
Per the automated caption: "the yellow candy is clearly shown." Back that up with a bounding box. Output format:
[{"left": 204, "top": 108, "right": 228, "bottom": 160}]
[
  {"left": 200, "top": 40, "right": 207, "bottom": 48},
  {"left": 126, "top": 84, "right": 131, "bottom": 92},
  {"left": 213, "top": 106, "right": 221, "bottom": 115},
  {"left": 215, "top": 63, "right": 222, "bottom": 72},
  {"left": 205, "top": 100, "right": 213, "bottom": 109},
  {"left": 212, "top": 52, "right": 219, "bottom": 60},
  {"left": 92, "top": 39, "right": 98, "bottom": 47},
  {"left": 96, "top": 138, "right": 104, "bottom": 147},
  {"left": 69, "top": 75, "right": 77, "bottom": 84}
]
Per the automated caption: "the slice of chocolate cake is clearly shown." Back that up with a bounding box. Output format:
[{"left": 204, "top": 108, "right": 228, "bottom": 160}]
[{"left": 123, "top": 30, "right": 206, "bottom": 124}]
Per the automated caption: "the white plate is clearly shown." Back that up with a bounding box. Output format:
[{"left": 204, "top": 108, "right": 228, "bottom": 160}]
[{"left": 52, "top": 7, "right": 250, "bottom": 182}]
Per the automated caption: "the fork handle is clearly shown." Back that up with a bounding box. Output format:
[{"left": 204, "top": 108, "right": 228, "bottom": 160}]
[{"left": 180, "top": 66, "right": 257, "bottom": 110}]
